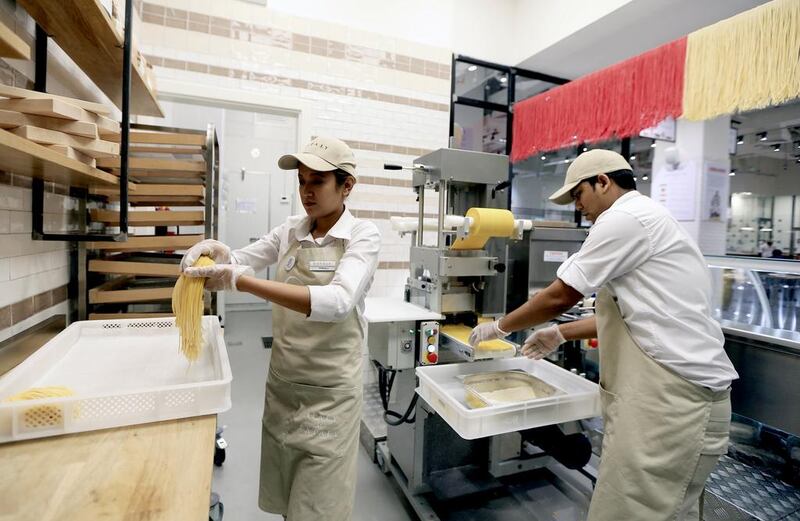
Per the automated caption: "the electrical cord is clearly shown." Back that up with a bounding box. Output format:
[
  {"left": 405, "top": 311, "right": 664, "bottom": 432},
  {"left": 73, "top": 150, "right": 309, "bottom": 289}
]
[{"left": 373, "top": 360, "right": 417, "bottom": 425}]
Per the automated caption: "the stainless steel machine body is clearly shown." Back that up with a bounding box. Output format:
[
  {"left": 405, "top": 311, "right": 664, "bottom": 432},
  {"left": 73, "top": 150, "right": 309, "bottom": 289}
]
[{"left": 363, "top": 148, "right": 596, "bottom": 521}]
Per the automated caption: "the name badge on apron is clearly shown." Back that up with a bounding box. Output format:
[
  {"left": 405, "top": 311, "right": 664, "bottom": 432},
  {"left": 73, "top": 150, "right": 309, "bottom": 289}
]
[{"left": 309, "top": 260, "right": 337, "bottom": 272}]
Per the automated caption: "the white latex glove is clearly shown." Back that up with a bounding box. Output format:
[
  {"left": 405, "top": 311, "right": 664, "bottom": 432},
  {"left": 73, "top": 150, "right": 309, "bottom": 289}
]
[
  {"left": 183, "top": 264, "right": 254, "bottom": 291},
  {"left": 468, "top": 320, "right": 510, "bottom": 347},
  {"left": 180, "top": 239, "right": 232, "bottom": 271},
  {"left": 521, "top": 324, "right": 566, "bottom": 359}
]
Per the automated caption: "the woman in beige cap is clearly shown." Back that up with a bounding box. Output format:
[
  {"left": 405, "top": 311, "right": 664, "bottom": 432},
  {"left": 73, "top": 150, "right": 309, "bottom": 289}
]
[
  {"left": 469, "top": 149, "right": 737, "bottom": 521},
  {"left": 182, "top": 136, "right": 380, "bottom": 520}
]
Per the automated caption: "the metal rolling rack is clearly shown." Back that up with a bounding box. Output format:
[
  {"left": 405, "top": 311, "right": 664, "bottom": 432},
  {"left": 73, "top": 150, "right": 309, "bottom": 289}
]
[{"left": 84, "top": 123, "right": 219, "bottom": 320}]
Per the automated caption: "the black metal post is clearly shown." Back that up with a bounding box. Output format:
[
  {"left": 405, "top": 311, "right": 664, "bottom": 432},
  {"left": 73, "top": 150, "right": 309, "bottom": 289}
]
[
  {"left": 34, "top": 24, "right": 47, "bottom": 93},
  {"left": 448, "top": 53, "right": 456, "bottom": 147},
  {"left": 506, "top": 69, "right": 515, "bottom": 210},
  {"left": 118, "top": 0, "right": 133, "bottom": 239}
]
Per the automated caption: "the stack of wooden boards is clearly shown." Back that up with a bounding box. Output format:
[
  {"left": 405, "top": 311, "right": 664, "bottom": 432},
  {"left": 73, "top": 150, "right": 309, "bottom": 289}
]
[
  {"left": 86, "top": 128, "right": 210, "bottom": 320},
  {"left": 0, "top": 85, "right": 120, "bottom": 168}
]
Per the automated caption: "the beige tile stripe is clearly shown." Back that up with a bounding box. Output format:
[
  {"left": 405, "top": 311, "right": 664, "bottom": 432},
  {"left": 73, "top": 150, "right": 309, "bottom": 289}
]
[
  {"left": 138, "top": 1, "right": 450, "bottom": 81},
  {"left": 146, "top": 54, "right": 449, "bottom": 113},
  {"left": 378, "top": 261, "right": 409, "bottom": 270},
  {"left": 0, "top": 285, "right": 69, "bottom": 330},
  {"left": 351, "top": 209, "right": 438, "bottom": 220},
  {"left": 358, "top": 175, "right": 412, "bottom": 188}
]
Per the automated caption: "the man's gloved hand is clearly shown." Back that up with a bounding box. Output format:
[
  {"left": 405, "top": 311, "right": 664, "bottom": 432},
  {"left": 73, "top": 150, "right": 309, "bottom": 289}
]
[
  {"left": 180, "top": 239, "right": 232, "bottom": 271},
  {"left": 183, "top": 264, "right": 254, "bottom": 291},
  {"left": 468, "top": 320, "right": 510, "bottom": 347},
  {"left": 521, "top": 324, "right": 566, "bottom": 359}
]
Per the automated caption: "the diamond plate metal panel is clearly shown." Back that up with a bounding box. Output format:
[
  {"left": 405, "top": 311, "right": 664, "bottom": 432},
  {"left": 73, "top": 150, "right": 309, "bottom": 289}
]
[{"left": 705, "top": 456, "right": 800, "bottom": 521}]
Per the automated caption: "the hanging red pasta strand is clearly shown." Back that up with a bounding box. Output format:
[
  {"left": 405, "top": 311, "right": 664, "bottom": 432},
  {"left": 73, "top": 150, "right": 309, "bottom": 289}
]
[{"left": 511, "top": 36, "right": 687, "bottom": 162}]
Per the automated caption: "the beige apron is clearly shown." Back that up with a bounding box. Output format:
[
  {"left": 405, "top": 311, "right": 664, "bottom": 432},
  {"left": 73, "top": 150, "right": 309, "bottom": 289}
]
[
  {"left": 587, "top": 288, "right": 731, "bottom": 521},
  {"left": 258, "top": 238, "right": 363, "bottom": 520}
]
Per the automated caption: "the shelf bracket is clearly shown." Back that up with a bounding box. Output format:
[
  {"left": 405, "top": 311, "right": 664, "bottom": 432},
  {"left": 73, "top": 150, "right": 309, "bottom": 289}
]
[{"left": 29, "top": 13, "right": 131, "bottom": 242}]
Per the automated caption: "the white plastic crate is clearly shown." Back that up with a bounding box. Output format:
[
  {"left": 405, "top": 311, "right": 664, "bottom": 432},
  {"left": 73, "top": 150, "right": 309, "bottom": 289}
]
[
  {"left": 0, "top": 316, "right": 231, "bottom": 443},
  {"left": 416, "top": 357, "right": 600, "bottom": 440}
]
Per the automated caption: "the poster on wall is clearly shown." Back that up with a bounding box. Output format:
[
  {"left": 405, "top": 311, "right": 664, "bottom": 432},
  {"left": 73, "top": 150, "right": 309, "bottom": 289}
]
[
  {"left": 703, "top": 162, "right": 729, "bottom": 221},
  {"left": 652, "top": 161, "right": 698, "bottom": 221}
]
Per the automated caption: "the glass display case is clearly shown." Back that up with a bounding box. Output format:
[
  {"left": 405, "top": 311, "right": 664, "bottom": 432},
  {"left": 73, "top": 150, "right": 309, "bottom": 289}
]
[
  {"left": 705, "top": 255, "right": 800, "bottom": 438},
  {"left": 707, "top": 255, "right": 800, "bottom": 346}
]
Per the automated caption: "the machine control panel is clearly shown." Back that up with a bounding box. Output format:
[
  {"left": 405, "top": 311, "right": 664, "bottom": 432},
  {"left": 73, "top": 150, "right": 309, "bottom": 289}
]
[{"left": 419, "top": 320, "right": 440, "bottom": 365}]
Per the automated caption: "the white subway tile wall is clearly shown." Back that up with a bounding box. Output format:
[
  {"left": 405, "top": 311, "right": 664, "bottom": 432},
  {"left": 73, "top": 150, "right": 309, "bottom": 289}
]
[{"left": 135, "top": 0, "right": 452, "bottom": 301}]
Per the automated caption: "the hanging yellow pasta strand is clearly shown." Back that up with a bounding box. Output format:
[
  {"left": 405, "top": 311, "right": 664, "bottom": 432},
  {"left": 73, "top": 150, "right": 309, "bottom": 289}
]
[
  {"left": 172, "top": 255, "right": 215, "bottom": 362},
  {"left": 683, "top": 0, "right": 800, "bottom": 120}
]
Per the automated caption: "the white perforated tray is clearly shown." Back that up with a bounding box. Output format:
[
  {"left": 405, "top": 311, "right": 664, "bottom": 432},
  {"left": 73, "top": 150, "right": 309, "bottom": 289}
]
[
  {"left": 416, "top": 357, "right": 600, "bottom": 440},
  {"left": 0, "top": 316, "right": 231, "bottom": 443}
]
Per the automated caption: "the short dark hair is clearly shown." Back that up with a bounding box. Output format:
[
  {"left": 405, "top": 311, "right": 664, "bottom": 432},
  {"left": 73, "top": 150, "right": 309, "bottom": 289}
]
[
  {"left": 585, "top": 169, "right": 637, "bottom": 190},
  {"left": 333, "top": 169, "right": 355, "bottom": 186}
]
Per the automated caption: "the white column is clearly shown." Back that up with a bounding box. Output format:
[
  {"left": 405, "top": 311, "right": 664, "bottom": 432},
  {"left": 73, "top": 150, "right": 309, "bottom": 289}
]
[{"left": 652, "top": 116, "right": 731, "bottom": 255}]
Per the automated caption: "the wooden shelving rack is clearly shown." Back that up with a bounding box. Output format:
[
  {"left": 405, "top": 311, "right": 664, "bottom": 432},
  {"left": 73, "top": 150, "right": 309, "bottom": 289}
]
[
  {"left": 18, "top": 0, "right": 163, "bottom": 117},
  {"left": 85, "top": 125, "right": 219, "bottom": 320}
]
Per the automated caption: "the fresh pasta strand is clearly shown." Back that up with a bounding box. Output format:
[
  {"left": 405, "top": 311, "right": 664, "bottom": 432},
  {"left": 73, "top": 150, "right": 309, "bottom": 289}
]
[
  {"left": 4, "top": 386, "right": 74, "bottom": 402},
  {"left": 4, "top": 386, "right": 76, "bottom": 428},
  {"left": 172, "top": 255, "right": 215, "bottom": 362}
]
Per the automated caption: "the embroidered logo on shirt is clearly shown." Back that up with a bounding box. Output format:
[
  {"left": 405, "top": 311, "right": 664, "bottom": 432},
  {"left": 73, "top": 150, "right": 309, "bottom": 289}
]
[
  {"left": 309, "top": 260, "right": 337, "bottom": 272},
  {"left": 284, "top": 256, "right": 296, "bottom": 271}
]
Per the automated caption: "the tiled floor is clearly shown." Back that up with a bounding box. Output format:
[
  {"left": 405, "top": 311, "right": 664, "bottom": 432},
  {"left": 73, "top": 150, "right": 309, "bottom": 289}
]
[{"left": 212, "top": 310, "right": 417, "bottom": 521}]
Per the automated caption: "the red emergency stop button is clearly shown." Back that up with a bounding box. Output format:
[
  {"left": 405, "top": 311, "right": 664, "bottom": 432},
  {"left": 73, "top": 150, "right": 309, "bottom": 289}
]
[
  {"left": 426, "top": 352, "right": 438, "bottom": 363},
  {"left": 589, "top": 339, "right": 599, "bottom": 348}
]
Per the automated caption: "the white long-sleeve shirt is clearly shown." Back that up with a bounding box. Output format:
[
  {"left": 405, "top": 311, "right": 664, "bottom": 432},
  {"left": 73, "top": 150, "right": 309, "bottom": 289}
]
[
  {"left": 230, "top": 208, "right": 380, "bottom": 328},
  {"left": 557, "top": 191, "right": 738, "bottom": 391}
]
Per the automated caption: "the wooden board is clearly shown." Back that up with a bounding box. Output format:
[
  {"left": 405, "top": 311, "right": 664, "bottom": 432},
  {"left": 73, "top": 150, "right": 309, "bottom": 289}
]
[
  {"left": 0, "top": 97, "right": 84, "bottom": 121},
  {"left": 0, "top": 415, "right": 215, "bottom": 521},
  {"left": 91, "top": 184, "right": 204, "bottom": 197},
  {"left": 88, "top": 312, "right": 174, "bottom": 320},
  {"left": 18, "top": 0, "right": 164, "bottom": 117},
  {"left": 86, "top": 234, "right": 204, "bottom": 251},
  {"left": 88, "top": 259, "right": 180, "bottom": 277},
  {"left": 0, "top": 128, "right": 119, "bottom": 187},
  {"left": 110, "top": 131, "right": 206, "bottom": 146},
  {"left": 90, "top": 209, "right": 204, "bottom": 226},
  {"left": 0, "top": 19, "right": 31, "bottom": 60},
  {"left": 0, "top": 84, "right": 110, "bottom": 115},
  {"left": 11, "top": 125, "right": 119, "bottom": 158},
  {"left": 96, "top": 157, "right": 206, "bottom": 172},
  {"left": 130, "top": 145, "right": 203, "bottom": 155},
  {"left": 89, "top": 285, "right": 173, "bottom": 304},
  {"left": 46, "top": 145, "right": 97, "bottom": 168},
  {"left": 0, "top": 109, "right": 99, "bottom": 138}
]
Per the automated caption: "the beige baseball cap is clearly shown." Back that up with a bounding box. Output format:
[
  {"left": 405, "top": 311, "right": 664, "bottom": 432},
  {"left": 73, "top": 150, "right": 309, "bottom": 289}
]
[
  {"left": 548, "top": 149, "right": 633, "bottom": 205},
  {"left": 278, "top": 136, "right": 357, "bottom": 179}
]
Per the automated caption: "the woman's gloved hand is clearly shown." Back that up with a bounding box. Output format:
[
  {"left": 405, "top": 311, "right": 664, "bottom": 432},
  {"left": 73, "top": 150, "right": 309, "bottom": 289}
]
[
  {"left": 521, "top": 324, "right": 566, "bottom": 359},
  {"left": 180, "top": 239, "right": 232, "bottom": 271},
  {"left": 183, "top": 264, "right": 254, "bottom": 291},
  {"left": 468, "top": 320, "right": 510, "bottom": 347}
]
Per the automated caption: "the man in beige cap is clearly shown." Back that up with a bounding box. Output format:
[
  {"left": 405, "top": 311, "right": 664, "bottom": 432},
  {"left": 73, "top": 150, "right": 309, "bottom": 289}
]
[
  {"left": 182, "top": 136, "right": 380, "bottom": 520},
  {"left": 469, "top": 149, "right": 737, "bottom": 520}
]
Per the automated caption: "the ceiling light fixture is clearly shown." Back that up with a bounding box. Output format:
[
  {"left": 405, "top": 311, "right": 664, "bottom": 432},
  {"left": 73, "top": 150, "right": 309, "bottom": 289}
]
[
  {"left": 633, "top": 177, "right": 638, "bottom": 182},
  {"left": 737, "top": 136, "right": 744, "bottom": 145},
  {"left": 729, "top": 169, "right": 736, "bottom": 176},
  {"left": 467, "top": 65, "right": 477, "bottom": 72},
  {"left": 774, "top": 144, "right": 781, "bottom": 152},
  {"left": 541, "top": 155, "right": 546, "bottom": 160},
  {"left": 795, "top": 141, "right": 800, "bottom": 149},
  {"left": 629, "top": 155, "right": 636, "bottom": 160},
  {"left": 758, "top": 132, "right": 768, "bottom": 141},
  {"left": 564, "top": 158, "right": 571, "bottom": 163},
  {"left": 642, "top": 175, "right": 649, "bottom": 180},
  {"left": 499, "top": 76, "right": 507, "bottom": 83},
  {"left": 582, "top": 146, "right": 588, "bottom": 152},
  {"left": 650, "top": 142, "right": 656, "bottom": 148}
]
